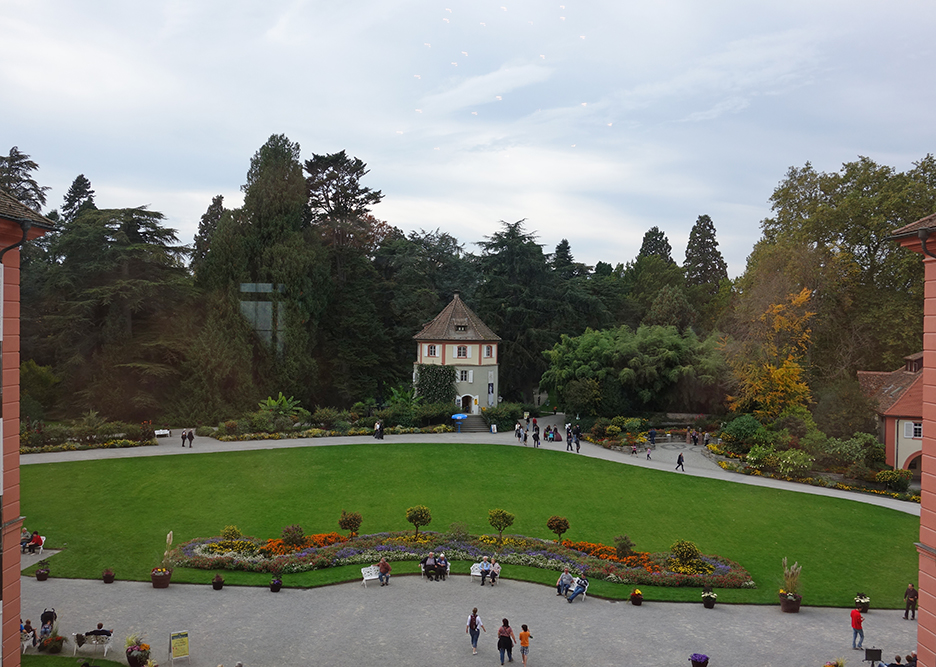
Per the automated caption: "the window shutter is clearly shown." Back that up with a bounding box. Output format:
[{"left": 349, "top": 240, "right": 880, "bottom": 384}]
[
  {"left": 468, "top": 370, "right": 474, "bottom": 383},
  {"left": 904, "top": 422, "right": 914, "bottom": 439},
  {"left": 467, "top": 346, "right": 472, "bottom": 358}
]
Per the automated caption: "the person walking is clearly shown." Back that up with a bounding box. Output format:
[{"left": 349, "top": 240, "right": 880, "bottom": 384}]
[
  {"left": 904, "top": 583, "right": 919, "bottom": 620},
  {"left": 646, "top": 446, "right": 652, "bottom": 460},
  {"left": 181, "top": 429, "right": 187, "bottom": 447},
  {"left": 532, "top": 426, "right": 540, "bottom": 448},
  {"left": 466, "top": 607, "right": 485, "bottom": 655},
  {"left": 187, "top": 429, "right": 194, "bottom": 447},
  {"left": 566, "top": 427, "right": 574, "bottom": 451},
  {"left": 851, "top": 605, "right": 864, "bottom": 650},
  {"left": 496, "top": 618, "right": 517, "bottom": 665},
  {"left": 676, "top": 452, "right": 685, "bottom": 471},
  {"left": 519, "top": 624, "right": 532, "bottom": 666}
]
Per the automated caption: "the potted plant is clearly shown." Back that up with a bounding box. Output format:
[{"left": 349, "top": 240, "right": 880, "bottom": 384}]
[
  {"left": 37, "top": 633, "right": 66, "bottom": 654},
  {"left": 35, "top": 559, "right": 50, "bottom": 581},
  {"left": 212, "top": 574, "right": 225, "bottom": 590},
  {"left": 270, "top": 575, "right": 283, "bottom": 592},
  {"left": 102, "top": 568, "right": 115, "bottom": 584},
  {"left": 689, "top": 653, "right": 709, "bottom": 667},
  {"left": 125, "top": 632, "right": 151, "bottom": 667},
  {"left": 151, "top": 530, "right": 174, "bottom": 588},
  {"left": 701, "top": 587, "right": 717, "bottom": 609},
  {"left": 855, "top": 592, "right": 870, "bottom": 613},
  {"left": 779, "top": 556, "right": 802, "bottom": 613},
  {"left": 630, "top": 588, "right": 643, "bottom": 605}
]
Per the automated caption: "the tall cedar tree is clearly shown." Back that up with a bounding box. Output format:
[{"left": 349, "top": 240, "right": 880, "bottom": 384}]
[
  {"left": 637, "top": 226, "right": 674, "bottom": 264},
  {"left": 683, "top": 215, "right": 728, "bottom": 290},
  {"left": 191, "top": 194, "right": 224, "bottom": 280},
  {"left": 0, "top": 146, "right": 49, "bottom": 210},
  {"left": 61, "top": 174, "right": 97, "bottom": 224}
]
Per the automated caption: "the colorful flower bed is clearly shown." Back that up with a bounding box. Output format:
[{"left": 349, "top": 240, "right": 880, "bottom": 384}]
[
  {"left": 215, "top": 424, "right": 454, "bottom": 442},
  {"left": 171, "top": 531, "right": 755, "bottom": 589},
  {"left": 20, "top": 438, "right": 157, "bottom": 455}
]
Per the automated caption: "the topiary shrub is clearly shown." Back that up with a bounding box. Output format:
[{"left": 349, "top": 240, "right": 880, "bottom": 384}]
[
  {"left": 670, "top": 539, "right": 701, "bottom": 564},
  {"left": 338, "top": 510, "right": 363, "bottom": 537},
  {"left": 220, "top": 525, "right": 243, "bottom": 540},
  {"left": 614, "top": 534, "right": 635, "bottom": 559},
  {"left": 447, "top": 522, "right": 470, "bottom": 541},
  {"left": 546, "top": 516, "right": 570, "bottom": 541},
  {"left": 875, "top": 468, "right": 912, "bottom": 492},
  {"left": 281, "top": 524, "right": 305, "bottom": 547},
  {"left": 406, "top": 505, "right": 432, "bottom": 536}
]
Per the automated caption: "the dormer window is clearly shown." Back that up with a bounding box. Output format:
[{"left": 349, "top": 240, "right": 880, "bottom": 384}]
[{"left": 455, "top": 324, "right": 467, "bottom": 332}]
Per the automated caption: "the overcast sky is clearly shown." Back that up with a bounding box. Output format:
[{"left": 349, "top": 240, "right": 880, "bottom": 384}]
[{"left": 3, "top": 0, "right": 935, "bottom": 277}]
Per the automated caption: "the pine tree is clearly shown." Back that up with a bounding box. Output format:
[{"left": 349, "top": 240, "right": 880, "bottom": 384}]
[
  {"left": 191, "top": 194, "right": 224, "bottom": 280},
  {"left": 61, "top": 174, "right": 96, "bottom": 224},
  {"left": 638, "top": 226, "right": 674, "bottom": 263},
  {"left": 0, "top": 146, "right": 49, "bottom": 210},
  {"left": 684, "top": 215, "right": 728, "bottom": 289}
]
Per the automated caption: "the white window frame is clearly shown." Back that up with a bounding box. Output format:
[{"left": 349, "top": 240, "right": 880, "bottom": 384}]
[
  {"left": 905, "top": 421, "right": 923, "bottom": 439},
  {"left": 485, "top": 345, "right": 493, "bottom": 358},
  {"left": 427, "top": 344, "right": 437, "bottom": 357},
  {"left": 459, "top": 370, "right": 468, "bottom": 382},
  {"left": 457, "top": 345, "right": 468, "bottom": 358}
]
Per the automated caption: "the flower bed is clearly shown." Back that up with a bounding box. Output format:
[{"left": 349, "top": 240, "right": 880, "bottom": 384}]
[
  {"left": 170, "top": 531, "right": 755, "bottom": 589},
  {"left": 20, "top": 438, "right": 157, "bottom": 455},
  {"left": 215, "top": 424, "right": 454, "bottom": 442}
]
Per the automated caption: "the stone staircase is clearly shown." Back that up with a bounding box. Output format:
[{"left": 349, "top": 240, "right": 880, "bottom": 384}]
[{"left": 459, "top": 415, "right": 491, "bottom": 433}]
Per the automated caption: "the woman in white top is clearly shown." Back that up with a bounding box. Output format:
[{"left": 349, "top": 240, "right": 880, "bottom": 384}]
[{"left": 466, "top": 607, "right": 486, "bottom": 655}]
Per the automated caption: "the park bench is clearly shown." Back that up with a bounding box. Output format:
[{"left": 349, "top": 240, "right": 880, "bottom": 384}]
[
  {"left": 419, "top": 561, "right": 451, "bottom": 579},
  {"left": 470, "top": 562, "right": 500, "bottom": 585},
  {"left": 361, "top": 565, "right": 380, "bottom": 587},
  {"left": 73, "top": 632, "right": 113, "bottom": 656},
  {"left": 155, "top": 429, "right": 170, "bottom": 438},
  {"left": 567, "top": 577, "right": 588, "bottom": 601}
]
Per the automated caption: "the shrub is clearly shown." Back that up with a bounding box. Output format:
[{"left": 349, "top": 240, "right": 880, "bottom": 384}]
[
  {"left": 605, "top": 425, "right": 622, "bottom": 437},
  {"left": 776, "top": 449, "right": 814, "bottom": 478},
  {"left": 590, "top": 418, "right": 612, "bottom": 439},
  {"left": 875, "top": 469, "right": 912, "bottom": 492},
  {"left": 222, "top": 420, "right": 241, "bottom": 436},
  {"left": 745, "top": 444, "right": 778, "bottom": 471},
  {"left": 546, "top": 516, "right": 569, "bottom": 540},
  {"left": 481, "top": 402, "right": 525, "bottom": 432},
  {"left": 447, "top": 522, "right": 469, "bottom": 541},
  {"left": 220, "top": 525, "right": 243, "bottom": 540},
  {"left": 338, "top": 510, "right": 363, "bottom": 537},
  {"left": 246, "top": 410, "right": 274, "bottom": 433},
  {"left": 406, "top": 505, "right": 432, "bottom": 536},
  {"left": 719, "top": 414, "right": 764, "bottom": 455},
  {"left": 195, "top": 425, "right": 215, "bottom": 437},
  {"left": 313, "top": 407, "right": 340, "bottom": 429},
  {"left": 614, "top": 534, "right": 635, "bottom": 559},
  {"left": 670, "top": 540, "right": 701, "bottom": 563},
  {"left": 488, "top": 508, "right": 516, "bottom": 543},
  {"left": 281, "top": 524, "right": 305, "bottom": 547}
]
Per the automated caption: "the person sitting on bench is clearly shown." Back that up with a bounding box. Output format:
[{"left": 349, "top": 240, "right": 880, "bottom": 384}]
[
  {"left": 86, "top": 623, "right": 112, "bottom": 636},
  {"left": 421, "top": 552, "right": 440, "bottom": 581}
]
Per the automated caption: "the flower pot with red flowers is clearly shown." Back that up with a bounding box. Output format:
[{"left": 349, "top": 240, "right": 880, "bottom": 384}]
[
  {"left": 630, "top": 588, "right": 643, "bottom": 605},
  {"left": 37, "top": 634, "right": 66, "bottom": 654},
  {"left": 151, "top": 567, "right": 172, "bottom": 588},
  {"left": 102, "top": 568, "right": 115, "bottom": 584},
  {"left": 35, "top": 560, "right": 50, "bottom": 581},
  {"left": 125, "top": 632, "right": 151, "bottom": 667},
  {"left": 212, "top": 574, "right": 224, "bottom": 590}
]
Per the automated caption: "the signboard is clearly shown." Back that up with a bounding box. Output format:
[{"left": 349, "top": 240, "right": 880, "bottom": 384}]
[{"left": 169, "top": 631, "right": 190, "bottom": 663}]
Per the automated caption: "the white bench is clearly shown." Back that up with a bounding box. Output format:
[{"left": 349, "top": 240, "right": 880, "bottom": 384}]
[
  {"left": 24, "top": 536, "right": 45, "bottom": 555},
  {"left": 155, "top": 429, "right": 171, "bottom": 438},
  {"left": 567, "top": 577, "right": 588, "bottom": 601},
  {"left": 73, "top": 632, "right": 113, "bottom": 656},
  {"left": 470, "top": 563, "right": 500, "bottom": 585},
  {"left": 419, "top": 561, "right": 450, "bottom": 579},
  {"left": 361, "top": 565, "right": 380, "bottom": 587}
]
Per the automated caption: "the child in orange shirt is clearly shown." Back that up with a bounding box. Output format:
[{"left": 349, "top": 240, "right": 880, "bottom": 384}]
[{"left": 519, "top": 624, "right": 533, "bottom": 666}]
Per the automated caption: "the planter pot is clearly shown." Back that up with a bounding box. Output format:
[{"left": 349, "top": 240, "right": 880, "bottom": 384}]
[
  {"left": 702, "top": 598, "right": 716, "bottom": 609},
  {"left": 151, "top": 572, "right": 171, "bottom": 588},
  {"left": 691, "top": 661, "right": 709, "bottom": 667},
  {"left": 270, "top": 582, "right": 282, "bottom": 592},
  {"left": 103, "top": 574, "right": 115, "bottom": 584},
  {"left": 35, "top": 571, "right": 49, "bottom": 581},
  {"left": 127, "top": 648, "right": 149, "bottom": 667},
  {"left": 779, "top": 594, "right": 802, "bottom": 613},
  {"left": 212, "top": 581, "right": 224, "bottom": 590},
  {"left": 630, "top": 597, "right": 643, "bottom": 606},
  {"left": 47, "top": 643, "right": 62, "bottom": 654},
  {"left": 858, "top": 603, "right": 869, "bottom": 613}
]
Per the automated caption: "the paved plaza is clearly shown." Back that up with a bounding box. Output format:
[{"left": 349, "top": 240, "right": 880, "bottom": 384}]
[{"left": 19, "top": 417, "right": 921, "bottom": 665}]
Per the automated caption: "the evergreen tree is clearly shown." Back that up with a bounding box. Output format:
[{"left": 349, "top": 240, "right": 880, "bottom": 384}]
[
  {"left": 61, "top": 174, "right": 97, "bottom": 224},
  {"left": 551, "top": 239, "right": 576, "bottom": 279},
  {"left": 191, "top": 194, "right": 225, "bottom": 281},
  {"left": 684, "top": 215, "right": 728, "bottom": 289},
  {"left": 0, "top": 146, "right": 50, "bottom": 210},
  {"left": 643, "top": 284, "right": 696, "bottom": 332},
  {"left": 305, "top": 150, "right": 384, "bottom": 251},
  {"left": 637, "top": 226, "right": 674, "bottom": 264}
]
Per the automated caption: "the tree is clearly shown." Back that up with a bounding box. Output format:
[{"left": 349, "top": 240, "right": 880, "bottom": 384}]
[
  {"left": 338, "top": 510, "right": 363, "bottom": 538},
  {"left": 191, "top": 194, "right": 224, "bottom": 280},
  {"left": 643, "top": 284, "right": 696, "bottom": 332},
  {"left": 0, "top": 146, "right": 49, "bottom": 210},
  {"left": 406, "top": 505, "right": 432, "bottom": 536},
  {"left": 546, "top": 515, "right": 569, "bottom": 541},
  {"left": 684, "top": 215, "right": 728, "bottom": 288},
  {"left": 637, "top": 226, "right": 674, "bottom": 264},
  {"left": 60, "top": 174, "right": 96, "bottom": 224},
  {"left": 305, "top": 149, "right": 384, "bottom": 251},
  {"left": 488, "top": 508, "right": 515, "bottom": 544}
]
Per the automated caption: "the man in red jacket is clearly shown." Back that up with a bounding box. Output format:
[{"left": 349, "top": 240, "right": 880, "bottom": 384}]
[{"left": 851, "top": 606, "right": 864, "bottom": 650}]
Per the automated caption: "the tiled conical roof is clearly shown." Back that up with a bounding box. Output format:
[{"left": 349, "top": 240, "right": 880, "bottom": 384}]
[{"left": 414, "top": 292, "right": 500, "bottom": 342}]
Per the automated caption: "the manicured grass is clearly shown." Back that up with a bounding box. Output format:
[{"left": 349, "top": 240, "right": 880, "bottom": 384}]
[
  {"left": 24, "top": 656, "right": 124, "bottom": 667},
  {"left": 21, "top": 443, "right": 918, "bottom": 607}
]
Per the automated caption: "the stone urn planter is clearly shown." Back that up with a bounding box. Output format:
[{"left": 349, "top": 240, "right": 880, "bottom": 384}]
[
  {"left": 779, "top": 593, "right": 802, "bottom": 613},
  {"left": 151, "top": 568, "right": 172, "bottom": 588}
]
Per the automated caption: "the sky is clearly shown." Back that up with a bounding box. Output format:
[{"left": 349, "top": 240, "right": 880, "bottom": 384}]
[{"left": 3, "top": 0, "right": 935, "bottom": 277}]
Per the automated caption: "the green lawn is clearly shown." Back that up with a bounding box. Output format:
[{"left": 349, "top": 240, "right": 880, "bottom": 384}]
[
  {"left": 21, "top": 442, "right": 919, "bottom": 607},
  {"left": 23, "top": 656, "right": 124, "bottom": 667}
]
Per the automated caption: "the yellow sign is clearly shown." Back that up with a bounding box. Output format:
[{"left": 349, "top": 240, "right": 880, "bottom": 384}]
[{"left": 170, "top": 631, "right": 189, "bottom": 659}]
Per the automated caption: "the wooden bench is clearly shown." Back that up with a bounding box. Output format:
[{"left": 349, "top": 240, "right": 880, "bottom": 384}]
[
  {"left": 73, "top": 632, "right": 113, "bottom": 656},
  {"left": 470, "top": 563, "right": 500, "bottom": 585},
  {"left": 567, "top": 577, "right": 588, "bottom": 601},
  {"left": 361, "top": 565, "right": 380, "bottom": 587}
]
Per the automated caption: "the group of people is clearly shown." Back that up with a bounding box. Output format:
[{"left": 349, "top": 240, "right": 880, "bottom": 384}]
[
  {"left": 373, "top": 420, "right": 385, "bottom": 439},
  {"left": 180, "top": 429, "right": 195, "bottom": 447},
  {"left": 466, "top": 610, "right": 532, "bottom": 666},
  {"left": 513, "top": 419, "right": 581, "bottom": 453},
  {"left": 420, "top": 552, "right": 449, "bottom": 581},
  {"left": 555, "top": 567, "right": 588, "bottom": 602},
  {"left": 478, "top": 555, "right": 501, "bottom": 585},
  {"left": 21, "top": 608, "right": 58, "bottom": 646},
  {"left": 849, "top": 584, "right": 920, "bottom": 664},
  {"left": 19, "top": 528, "right": 42, "bottom": 553}
]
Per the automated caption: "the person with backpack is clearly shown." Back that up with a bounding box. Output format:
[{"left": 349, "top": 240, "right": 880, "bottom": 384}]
[{"left": 466, "top": 607, "right": 486, "bottom": 655}]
